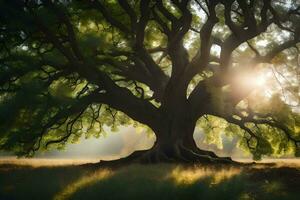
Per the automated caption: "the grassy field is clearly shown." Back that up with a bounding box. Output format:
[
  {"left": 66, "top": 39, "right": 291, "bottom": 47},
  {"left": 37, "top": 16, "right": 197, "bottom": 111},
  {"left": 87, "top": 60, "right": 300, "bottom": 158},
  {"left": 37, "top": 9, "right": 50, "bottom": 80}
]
[{"left": 0, "top": 160, "right": 299, "bottom": 200}]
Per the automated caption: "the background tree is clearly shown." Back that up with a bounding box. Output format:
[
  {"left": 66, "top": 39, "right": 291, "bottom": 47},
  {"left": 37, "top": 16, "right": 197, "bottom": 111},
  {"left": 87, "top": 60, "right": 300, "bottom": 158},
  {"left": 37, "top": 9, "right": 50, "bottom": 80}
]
[{"left": 0, "top": 0, "right": 299, "bottom": 163}]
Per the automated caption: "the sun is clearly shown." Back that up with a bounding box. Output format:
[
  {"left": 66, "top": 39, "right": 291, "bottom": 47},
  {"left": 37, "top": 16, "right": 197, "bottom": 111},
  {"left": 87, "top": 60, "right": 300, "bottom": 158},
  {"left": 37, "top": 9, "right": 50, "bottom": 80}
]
[
  {"left": 235, "top": 68, "right": 272, "bottom": 92},
  {"left": 255, "top": 74, "right": 267, "bottom": 87}
]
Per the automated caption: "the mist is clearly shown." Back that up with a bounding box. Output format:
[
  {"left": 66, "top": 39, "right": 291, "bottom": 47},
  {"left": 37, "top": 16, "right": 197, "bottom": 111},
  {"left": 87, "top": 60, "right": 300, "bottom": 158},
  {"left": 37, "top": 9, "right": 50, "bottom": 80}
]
[{"left": 0, "top": 126, "right": 251, "bottom": 161}]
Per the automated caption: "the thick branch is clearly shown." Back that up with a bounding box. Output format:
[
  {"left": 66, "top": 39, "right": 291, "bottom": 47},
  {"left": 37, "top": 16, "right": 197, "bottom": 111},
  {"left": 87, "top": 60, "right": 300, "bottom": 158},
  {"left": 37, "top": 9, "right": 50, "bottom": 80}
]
[{"left": 91, "top": 0, "right": 131, "bottom": 34}]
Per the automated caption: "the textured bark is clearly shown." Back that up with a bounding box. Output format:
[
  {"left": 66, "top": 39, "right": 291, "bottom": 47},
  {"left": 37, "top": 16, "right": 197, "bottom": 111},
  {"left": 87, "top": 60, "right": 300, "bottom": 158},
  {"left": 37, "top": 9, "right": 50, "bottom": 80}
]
[{"left": 99, "top": 114, "right": 235, "bottom": 166}]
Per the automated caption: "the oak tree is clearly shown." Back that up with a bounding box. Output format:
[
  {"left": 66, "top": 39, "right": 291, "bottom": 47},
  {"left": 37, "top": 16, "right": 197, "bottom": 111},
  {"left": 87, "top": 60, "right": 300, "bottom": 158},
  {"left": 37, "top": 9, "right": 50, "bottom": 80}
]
[{"left": 0, "top": 0, "right": 300, "bottom": 163}]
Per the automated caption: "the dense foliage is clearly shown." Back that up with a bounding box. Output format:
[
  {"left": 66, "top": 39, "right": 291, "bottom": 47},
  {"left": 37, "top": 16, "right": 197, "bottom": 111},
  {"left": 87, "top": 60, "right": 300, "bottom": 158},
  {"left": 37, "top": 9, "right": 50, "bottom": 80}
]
[{"left": 0, "top": 0, "right": 299, "bottom": 161}]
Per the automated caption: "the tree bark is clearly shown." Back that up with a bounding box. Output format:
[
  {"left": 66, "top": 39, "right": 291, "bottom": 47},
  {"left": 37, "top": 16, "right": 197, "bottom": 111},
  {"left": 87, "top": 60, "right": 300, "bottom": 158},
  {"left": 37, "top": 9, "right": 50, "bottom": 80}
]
[{"left": 99, "top": 113, "right": 235, "bottom": 166}]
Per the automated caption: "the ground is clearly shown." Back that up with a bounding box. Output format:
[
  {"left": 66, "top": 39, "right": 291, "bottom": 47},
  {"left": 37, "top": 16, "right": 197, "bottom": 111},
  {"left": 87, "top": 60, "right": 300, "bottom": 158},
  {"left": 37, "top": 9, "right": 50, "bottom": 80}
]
[{"left": 0, "top": 160, "right": 299, "bottom": 200}]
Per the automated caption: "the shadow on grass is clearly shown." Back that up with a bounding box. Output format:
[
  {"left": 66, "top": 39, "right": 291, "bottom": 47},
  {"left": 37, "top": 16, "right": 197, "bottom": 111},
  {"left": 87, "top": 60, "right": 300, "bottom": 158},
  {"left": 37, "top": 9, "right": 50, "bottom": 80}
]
[
  {"left": 0, "top": 164, "right": 87, "bottom": 200},
  {"left": 0, "top": 164, "right": 299, "bottom": 200}
]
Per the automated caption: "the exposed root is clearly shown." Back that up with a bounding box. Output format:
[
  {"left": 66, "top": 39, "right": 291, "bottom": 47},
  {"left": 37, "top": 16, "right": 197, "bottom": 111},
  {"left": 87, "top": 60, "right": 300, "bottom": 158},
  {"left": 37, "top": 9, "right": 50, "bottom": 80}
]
[{"left": 95, "top": 145, "right": 240, "bottom": 168}]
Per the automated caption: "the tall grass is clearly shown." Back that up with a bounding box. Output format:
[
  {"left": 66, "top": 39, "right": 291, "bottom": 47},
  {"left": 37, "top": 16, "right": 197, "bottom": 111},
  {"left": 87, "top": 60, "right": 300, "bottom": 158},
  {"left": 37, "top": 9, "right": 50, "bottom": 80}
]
[{"left": 0, "top": 163, "right": 299, "bottom": 200}]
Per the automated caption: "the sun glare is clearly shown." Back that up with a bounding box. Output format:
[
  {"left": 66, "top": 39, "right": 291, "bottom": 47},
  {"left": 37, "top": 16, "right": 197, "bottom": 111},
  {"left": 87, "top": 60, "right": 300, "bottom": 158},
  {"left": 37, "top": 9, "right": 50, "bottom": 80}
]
[
  {"left": 255, "top": 74, "right": 267, "bottom": 87},
  {"left": 238, "top": 68, "right": 273, "bottom": 90},
  {"left": 232, "top": 67, "right": 277, "bottom": 100}
]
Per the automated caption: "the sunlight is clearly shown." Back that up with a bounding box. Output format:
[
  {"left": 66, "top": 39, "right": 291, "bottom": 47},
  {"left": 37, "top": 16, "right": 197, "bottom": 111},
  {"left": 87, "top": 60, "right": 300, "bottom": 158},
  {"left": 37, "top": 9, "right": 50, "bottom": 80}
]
[
  {"left": 0, "top": 157, "right": 99, "bottom": 167},
  {"left": 246, "top": 70, "right": 272, "bottom": 89},
  {"left": 169, "top": 166, "right": 241, "bottom": 185},
  {"left": 54, "top": 169, "right": 113, "bottom": 200},
  {"left": 255, "top": 74, "right": 267, "bottom": 87},
  {"left": 235, "top": 67, "right": 273, "bottom": 94}
]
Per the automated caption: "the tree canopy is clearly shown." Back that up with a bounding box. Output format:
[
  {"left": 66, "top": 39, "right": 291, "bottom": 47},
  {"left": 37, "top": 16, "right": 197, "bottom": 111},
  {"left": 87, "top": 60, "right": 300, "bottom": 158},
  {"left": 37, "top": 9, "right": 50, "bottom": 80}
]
[{"left": 0, "top": 0, "right": 300, "bottom": 162}]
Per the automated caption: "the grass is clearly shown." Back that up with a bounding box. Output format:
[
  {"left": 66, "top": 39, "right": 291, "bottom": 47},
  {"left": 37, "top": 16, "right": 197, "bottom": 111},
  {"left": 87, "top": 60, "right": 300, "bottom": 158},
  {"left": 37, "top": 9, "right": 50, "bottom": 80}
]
[{"left": 0, "top": 161, "right": 299, "bottom": 200}]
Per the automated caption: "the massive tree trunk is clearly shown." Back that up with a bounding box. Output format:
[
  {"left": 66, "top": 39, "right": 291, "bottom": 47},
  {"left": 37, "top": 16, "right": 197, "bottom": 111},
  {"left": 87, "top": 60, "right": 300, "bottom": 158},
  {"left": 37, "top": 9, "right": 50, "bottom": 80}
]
[
  {"left": 100, "top": 111, "right": 234, "bottom": 166},
  {"left": 99, "top": 77, "right": 235, "bottom": 166},
  {"left": 147, "top": 112, "right": 233, "bottom": 162}
]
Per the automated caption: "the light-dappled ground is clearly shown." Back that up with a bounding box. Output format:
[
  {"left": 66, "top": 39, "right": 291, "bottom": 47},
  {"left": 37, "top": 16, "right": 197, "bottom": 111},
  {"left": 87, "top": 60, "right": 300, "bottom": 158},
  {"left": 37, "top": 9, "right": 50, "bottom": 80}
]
[{"left": 0, "top": 159, "right": 299, "bottom": 200}]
